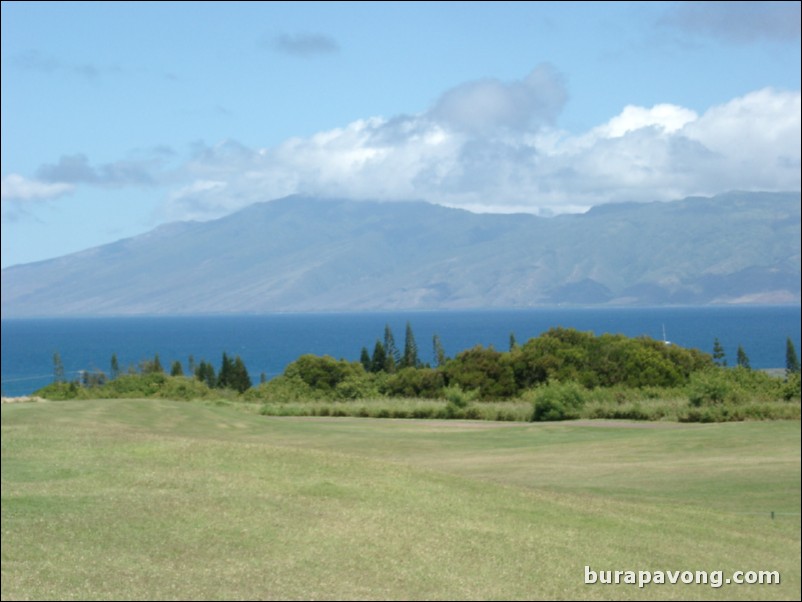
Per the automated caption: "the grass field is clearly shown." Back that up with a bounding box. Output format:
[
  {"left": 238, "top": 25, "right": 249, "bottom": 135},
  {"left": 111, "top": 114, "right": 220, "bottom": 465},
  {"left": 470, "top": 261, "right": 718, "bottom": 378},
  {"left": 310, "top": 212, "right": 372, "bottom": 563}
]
[{"left": 2, "top": 399, "right": 800, "bottom": 600}]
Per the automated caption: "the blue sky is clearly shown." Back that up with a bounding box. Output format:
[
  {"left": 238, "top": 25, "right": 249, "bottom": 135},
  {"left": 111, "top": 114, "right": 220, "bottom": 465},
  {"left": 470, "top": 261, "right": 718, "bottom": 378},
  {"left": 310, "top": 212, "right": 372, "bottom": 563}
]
[{"left": 2, "top": 1, "right": 800, "bottom": 268}]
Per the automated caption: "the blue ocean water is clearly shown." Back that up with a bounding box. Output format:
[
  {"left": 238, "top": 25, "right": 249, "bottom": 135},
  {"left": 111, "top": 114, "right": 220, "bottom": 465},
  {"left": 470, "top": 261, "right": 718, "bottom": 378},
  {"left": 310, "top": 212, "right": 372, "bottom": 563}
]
[{"left": 2, "top": 306, "right": 800, "bottom": 397}]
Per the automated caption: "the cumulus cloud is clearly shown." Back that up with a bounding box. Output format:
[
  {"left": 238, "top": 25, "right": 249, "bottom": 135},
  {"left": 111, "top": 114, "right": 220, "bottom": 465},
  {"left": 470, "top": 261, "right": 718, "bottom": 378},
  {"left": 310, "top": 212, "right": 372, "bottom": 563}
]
[
  {"left": 159, "top": 84, "right": 800, "bottom": 219},
  {"left": 35, "top": 153, "right": 161, "bottom": 187},
  {"left": 9, "top": 65, "right": 800, "bottom": 222},
  {"left": 270, "top": 33, "right": 340, "bottom": 57},
  {"left": 1, "top": 152, "right": 165, "bottom": 219},
  {"left": 429, "top": 63, "right": 568, "bottom": 133},
  {"left": 661, "top": 1, "right": 801, "bottom": 44},
  {"left": 1, "top": 174, "right": 74, "bottom": 202}
]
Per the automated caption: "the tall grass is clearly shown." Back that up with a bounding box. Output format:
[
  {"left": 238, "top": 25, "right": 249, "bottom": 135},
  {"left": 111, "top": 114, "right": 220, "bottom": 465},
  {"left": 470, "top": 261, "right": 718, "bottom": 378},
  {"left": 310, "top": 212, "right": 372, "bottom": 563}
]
[{"left": 259, "top": 398, "right": 534, "bottom": 421}]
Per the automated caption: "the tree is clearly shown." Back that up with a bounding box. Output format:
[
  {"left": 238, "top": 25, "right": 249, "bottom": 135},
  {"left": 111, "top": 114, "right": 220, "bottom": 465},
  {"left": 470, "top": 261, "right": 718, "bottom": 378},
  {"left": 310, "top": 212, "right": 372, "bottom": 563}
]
[
  {"left": 370, "top": 340, "right": 387, "bottom": 373},
  {"left": 787, "top": 337, "right": 800, "bottom": 376},
  {"left": 383, "top": 325, "right": 399, "bottom": 373},
  {"left": 509, "top": 332, "right": 519, "bottom": 351},
  {"left": 110, "top": 353, "right": 120, "bottom": 380},
  {"left": 53, "top": 352, "right": 65, "bottom": 383},
  {"left": 170, "top": 360, "right": 184, "bottom": 377},
  {"left": 140, "top": 354, "right": 164, "bottom": 374},
  {"left": 195, "top": 360, "right": 216, "bottom": 388},
  {"left": 231, "top": 356, "right": 252, "bottom": 393},
  {"left": 217, "top": 352, "right": 234, "bottom": 389},
  {"left": 359, "top": 347, "right": 372, "bottom": 372},
  {"left": 736, "top": 345, "right": 751, "bottom": 370},
  {"left": 432, "top": 334, "right": 447, "bottom": 368},
  {"left": 712, "top": 338, "right": 726, "bottom": 367},
  {"left": 401, "top": 322, "right": 420, "bottom": 369}
]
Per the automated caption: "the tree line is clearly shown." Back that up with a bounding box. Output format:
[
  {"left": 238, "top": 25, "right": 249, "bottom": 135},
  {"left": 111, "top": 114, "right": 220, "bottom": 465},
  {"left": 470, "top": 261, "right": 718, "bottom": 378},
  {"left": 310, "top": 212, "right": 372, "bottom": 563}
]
[{"left": 43, "top": 324, "right": 800, "bottom": 403}]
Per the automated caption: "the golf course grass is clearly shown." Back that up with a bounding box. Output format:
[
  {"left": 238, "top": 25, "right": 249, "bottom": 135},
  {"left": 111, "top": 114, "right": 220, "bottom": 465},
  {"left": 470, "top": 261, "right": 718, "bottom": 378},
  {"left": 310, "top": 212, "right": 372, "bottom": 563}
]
[{"left": 2, "top": 398, "right": 800, "bottom": 600}]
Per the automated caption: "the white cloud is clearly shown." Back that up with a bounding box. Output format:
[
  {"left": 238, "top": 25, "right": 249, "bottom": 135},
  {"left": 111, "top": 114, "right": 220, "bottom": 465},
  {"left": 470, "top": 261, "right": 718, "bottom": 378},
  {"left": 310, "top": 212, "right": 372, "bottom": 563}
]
[
  {"left": 157, "top": 85, "right": 799, "bottom": 219},
  {"left": 11, "top": 67, "right": 800, "bottom": 222},
  {"left": 593, "top": 104, "right": 698, "bottom": 138},
  {"left": 0, "top": 174, "right": 74, "bottom": 201},
  {"left": 429, "top": 63, "right": 568, "bottom": 133}
]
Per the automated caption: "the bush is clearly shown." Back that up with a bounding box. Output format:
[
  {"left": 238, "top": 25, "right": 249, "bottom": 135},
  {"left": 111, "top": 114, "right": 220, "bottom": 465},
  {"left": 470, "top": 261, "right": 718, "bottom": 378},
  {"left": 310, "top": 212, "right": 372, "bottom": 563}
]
[
  {"left": 782, "top": 372, "right": 801, "bottom": 401},
  {"left": 442, "top": 384, "right": 478, "bottom": 408},
  {"left": 383, "top": 367, "right": 444, "bottom": 398},
  {"left": 444, "top": 346, "right": 517, "bottom": 399},
  {"left": 34, "top": 381, "right": 83, "bottom": 400},
  {"left": 528, "top": 381, "right": 587, "bottom": 421},
  {"left": 687, "top": 369, "right": 747, "bottom": 406}
]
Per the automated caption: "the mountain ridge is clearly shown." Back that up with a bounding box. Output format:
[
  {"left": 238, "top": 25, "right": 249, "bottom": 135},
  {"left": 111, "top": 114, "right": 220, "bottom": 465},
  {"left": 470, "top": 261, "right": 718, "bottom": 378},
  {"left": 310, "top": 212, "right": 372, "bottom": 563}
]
[{"left": 2, "top": 191, "right": 799, "bottom": 317}]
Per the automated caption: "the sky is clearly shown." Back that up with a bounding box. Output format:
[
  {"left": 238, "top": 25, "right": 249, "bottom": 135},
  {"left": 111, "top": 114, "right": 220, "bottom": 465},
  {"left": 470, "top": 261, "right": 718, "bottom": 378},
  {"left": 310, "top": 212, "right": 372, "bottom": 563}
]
[{"left": 1, "top": 1, "right": 800, "bottom": 268}]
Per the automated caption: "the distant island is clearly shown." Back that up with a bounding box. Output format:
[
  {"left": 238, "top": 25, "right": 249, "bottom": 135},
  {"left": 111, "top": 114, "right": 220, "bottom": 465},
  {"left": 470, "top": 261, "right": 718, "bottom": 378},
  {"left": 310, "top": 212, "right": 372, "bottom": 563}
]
[{"left": 1, "top": 190, "right": 799, "bottom": 317}]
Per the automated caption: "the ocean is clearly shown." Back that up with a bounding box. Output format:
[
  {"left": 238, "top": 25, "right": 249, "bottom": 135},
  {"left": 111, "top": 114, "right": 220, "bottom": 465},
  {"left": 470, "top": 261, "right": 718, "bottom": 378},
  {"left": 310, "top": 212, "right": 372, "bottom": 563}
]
[{"left": 2, "top": 306, "right": 800, "bottom": 397}]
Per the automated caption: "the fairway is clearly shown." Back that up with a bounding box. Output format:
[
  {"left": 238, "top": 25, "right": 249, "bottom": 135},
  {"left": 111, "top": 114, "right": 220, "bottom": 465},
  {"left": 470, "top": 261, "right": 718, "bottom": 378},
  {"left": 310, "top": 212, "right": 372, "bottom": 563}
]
[{"left": 2, "top": 399, "right": 800, "bottom": 600}]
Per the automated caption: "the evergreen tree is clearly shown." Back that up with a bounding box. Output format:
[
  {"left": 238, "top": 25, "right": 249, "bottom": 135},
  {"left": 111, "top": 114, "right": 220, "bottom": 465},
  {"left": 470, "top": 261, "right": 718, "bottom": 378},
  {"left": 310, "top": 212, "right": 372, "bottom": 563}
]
[
  {"left": 383, "top": 325, "right": 399, "bottom": 373},
  {"left": 218, "top": 352, "right": 234, "bottom": 389},
  {"left": 53, "top": 352, "right": 65, "bottom": 383},
  {"left": 260, "top": 372, "right": 267, "bottom": 385},
  {"left": 231, "top": 356, "right": 252, "bottom": 393},
  {"left": 359, "top": 347, "right": 372, "bottom": 372},
  {"left": 170, "top": 360, "right": 184, "bottom": 377},
  {"left": 195, "top": 360, "right": 216, "bottom": 388},
  {"left": 370, "top": 340, "right": 387, "bottom": 373},
  {"left": 187, "top": 354, "right": 196, "bottom": 375},
  {"left": 786, "top": 337, "right": 800, "bottom": 376},
  {"left": 736, "top": 345, "right": 751, "bottom": 370},
  {"left": 110, "top": 353, "right": 120, "bottom": 380},
  {"left": 152, "top": 353, "right": 164, "bottom": 374},
  {"left": 712, "top": 338, "right": 727, "bottom": 367},
  {"left": 509, "top": 332, "right": 519, "bottom": 351},
  {"left": 432, "top": 334, "right": 447, "bottom": 368},
  {"left": 401, "top": 322, "right": 420, "bottom": 369}
]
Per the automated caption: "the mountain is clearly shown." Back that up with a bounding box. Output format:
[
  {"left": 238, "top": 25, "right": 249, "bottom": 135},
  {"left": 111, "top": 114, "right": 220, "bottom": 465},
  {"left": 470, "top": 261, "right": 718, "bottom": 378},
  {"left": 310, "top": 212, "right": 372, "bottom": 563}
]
[{"left": 2, "top": 191, "right": 799, "bottom": 317}]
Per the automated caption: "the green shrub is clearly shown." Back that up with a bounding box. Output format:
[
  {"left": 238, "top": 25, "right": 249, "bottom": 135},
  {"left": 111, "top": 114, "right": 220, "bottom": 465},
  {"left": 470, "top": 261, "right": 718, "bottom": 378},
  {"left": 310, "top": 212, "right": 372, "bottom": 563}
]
[
  {"left": 34, "top": 381, "right": 84, "bottom": 400},
  {"left": 782, "top": 372, "right": 801, "bottom": 401},
  {"left": 528, "top": 381, "right": 586, "bottom": 421},
  {"left": 383, "top": 367, "right": 445, "bottom": 398},
  {"left": 687, "top": 369, "right": 747, "bottom": 406},
  {"left": 442, "top": 384, "right": 478, "bottom": 408},
  {"left": 444, "top": 346, "right": 517, "bottom": 399}
]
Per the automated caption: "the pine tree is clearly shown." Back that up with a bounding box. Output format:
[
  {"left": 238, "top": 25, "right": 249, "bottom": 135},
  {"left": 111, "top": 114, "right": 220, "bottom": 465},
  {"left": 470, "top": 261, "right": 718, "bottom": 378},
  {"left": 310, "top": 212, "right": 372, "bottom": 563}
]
[
  {"left": 402, "top": 322, "right": 420, "bottom": 369},
  {"left": 170, "top": 360, "right": 184, "bottom": 377},
  {"left": 383, "top": 325, "right": 399, "bottom": 373},
  {"left": 736, "top": 345, "right": 751, "bottom": 370},
  {"left": 53, "top": 352, "right": 65, "bottom": 383},
  {"left": 432, "top": 334, "right": 447, "bottom": 367},
  {"left": 509, "top": 332, "right": 519, "bottom": 352},
  {"left": 218, "top": 352, "right": 234, "bottom": 389},
  {"left": 786, "top": 337, "right": 800, "bottom": 376},
  {"left": 370, "top": 340, "right": 387, "bottom": 373},
  {"left": 231, "top": 356, "right": 252, "bottom": 393},
  {"left": 712, "top": 338, "right": 726, "bottom": 367},
  {"left": 195, "top": 360, "right": 216, "bottom": 388},
  {"left": 360, "top": 347, "right": 372, "bottom": 372},
  {"left": 152, "top": 353, "right": 164, "bottom": 374},
  {"left": 110, "top": 353, "right": 120, "bottom": 380}
]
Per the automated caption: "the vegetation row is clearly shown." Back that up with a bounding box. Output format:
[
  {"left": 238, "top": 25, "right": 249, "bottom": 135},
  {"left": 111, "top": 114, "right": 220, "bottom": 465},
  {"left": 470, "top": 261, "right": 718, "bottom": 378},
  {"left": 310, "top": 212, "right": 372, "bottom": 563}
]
[{"left": 36, "top": 326, "right": 801, "bottom": 423}]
